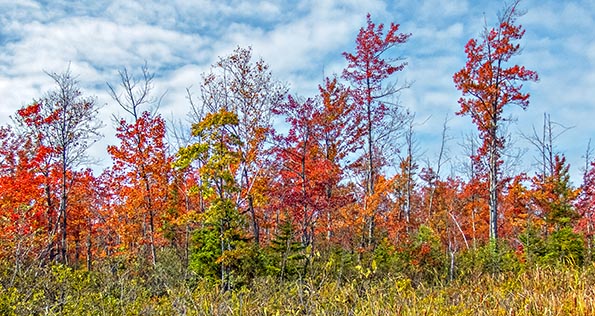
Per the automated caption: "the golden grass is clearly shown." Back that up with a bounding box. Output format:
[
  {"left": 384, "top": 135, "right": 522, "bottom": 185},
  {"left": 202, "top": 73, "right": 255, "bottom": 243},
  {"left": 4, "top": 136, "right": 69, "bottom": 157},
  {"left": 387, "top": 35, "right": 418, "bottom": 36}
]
[
  {"left": 159, "top": 266, "right": 594, "bottom": 316},
  {"left": 2, "top": 264, "right": 595, "bottom": 315}
]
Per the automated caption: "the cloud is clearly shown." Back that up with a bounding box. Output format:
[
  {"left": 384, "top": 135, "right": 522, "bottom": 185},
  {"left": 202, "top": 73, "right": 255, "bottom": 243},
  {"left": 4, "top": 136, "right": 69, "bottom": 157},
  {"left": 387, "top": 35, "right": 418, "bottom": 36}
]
[
  {"left": 0, "top": 0, "right": 594, "bottom": 182},
  {"left": 510, "top": 1, "right": 595, "bottom": 180},
  {"left": 419, "top": 0, "right": 470, "bottom": 19}
]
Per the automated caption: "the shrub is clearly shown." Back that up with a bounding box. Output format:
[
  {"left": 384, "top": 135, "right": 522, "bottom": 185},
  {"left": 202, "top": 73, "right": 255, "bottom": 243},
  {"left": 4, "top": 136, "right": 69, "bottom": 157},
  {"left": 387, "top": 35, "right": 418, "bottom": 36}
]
[{"left": 543, "top": 227, "right": 585, "bottom": 266}]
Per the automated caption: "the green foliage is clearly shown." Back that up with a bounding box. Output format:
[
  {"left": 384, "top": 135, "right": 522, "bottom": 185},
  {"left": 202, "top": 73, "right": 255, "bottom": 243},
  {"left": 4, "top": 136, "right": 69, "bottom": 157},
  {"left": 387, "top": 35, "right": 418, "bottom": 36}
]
[
  {"left": 3, "top": 248, "right": 595, "bottom": 315},
  {"left": 408, "top": 225, "right": 449, "bottom": 283},
  {"left": 264, "top": 220, "right": 306, "bottom": 280},
  {"left": 519, "top": 223, "right": 547, "bottom": 264},
  {"left": 172, "top": 142, "right": 208, "bottom": 170},
  {"left": 310, "top": 245, "right": 360, "bottom": 283},
  {"left": 531, "top": 155, "right": 580, "bottom": 233},
  {"left": 543, "top": 227, "right": 585, "bottom": 266},
  {"left": 179, "top": 107, "right": 260, "bottom": 291},
  {"left": 3, "top": 259, "right": 595, "bottom": 315},
  {"left": 189, "top": 226, "right": 221, "bottom": 280},
  {"left": 456, "top": 242, "right": 523, "bottom": 278},
  {"left": 372, "top": 239, "right": 399, "bottom": 274},
  {"left": 189, "top": 200, "right": 256, "bottom": 289},
  {"left": 520, "top": 224, "right": 585, "bottom": 266}
]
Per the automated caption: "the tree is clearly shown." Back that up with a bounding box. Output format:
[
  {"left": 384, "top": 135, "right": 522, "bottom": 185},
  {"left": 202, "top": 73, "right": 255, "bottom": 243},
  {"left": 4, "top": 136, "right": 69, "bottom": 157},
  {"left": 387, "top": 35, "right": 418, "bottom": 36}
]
[
  {"left": 422, "top": 115, "right": 451, "bottom": 219},
  {"left": 342, "top": 13, "right": 411, "bottom": 247},
  {"left": 316, "top": 77, "right": 357, "bottom": 241},
  {"left": 271, "top": 96, "right": 339, "bottom": 250},
  {"left": 459, "top": 174, "right": 490, "bottom": 250},
  {"left": 0, "top": 125, "right": 49, "bottom": 269},
  {"left": 106, "top": 111, "right": 170, "bottom": 265},
  {"left": 523, "top": 113, "right": 571, "bottom": 179},
  {"left": 16, "top": 69, "right": 102, "bottom": 264},
  {"left": 531, "top": 155, "right": 579, "bottom": 232},
  {"left": 175, "top": 109, "right": 252, "bottom": 291},
  {"left": 398, "top": 117, "right": 419, "bottom": 227},
  {"left": 453, "top": 1, "right": 538, "bottom": 241},
  {"left": 199, "top": 47, "right": 287, "bottom": 245},
  {"left": 66, "top": 169, "right": 98, "bottom": 270},
  {"left": 107, "top": 65, "right": 170, "bottom": 266},
  {"left": 13, "top": 105, "right": 61, "bottom": 263},
  {"left": 577, "top": 158, "right": 595, "bottom": 260},
  {"left": 266, "top": 219, "right": 306, "bottom": 281},
  {"left": 500, "top": 174, "right": 531, "bottom": 243}
]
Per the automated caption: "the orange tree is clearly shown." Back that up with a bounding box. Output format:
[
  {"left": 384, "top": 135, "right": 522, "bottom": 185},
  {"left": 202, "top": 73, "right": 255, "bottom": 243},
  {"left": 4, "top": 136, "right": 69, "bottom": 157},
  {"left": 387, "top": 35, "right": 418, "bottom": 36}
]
[
  {"left": 106, "top": 111, "right": 170, "bottom": 266},
  {"left": 14, "top": 70, "right": 102, "bottom": 264},
  {"left": 0, "top": 126, "right": 49, "bottom": 266},
  {"left": 453, "top": 1, "right": 538, "bottom": 241},
  {"left": 342, "top": 13, "right": 411, "bottom": 248}
]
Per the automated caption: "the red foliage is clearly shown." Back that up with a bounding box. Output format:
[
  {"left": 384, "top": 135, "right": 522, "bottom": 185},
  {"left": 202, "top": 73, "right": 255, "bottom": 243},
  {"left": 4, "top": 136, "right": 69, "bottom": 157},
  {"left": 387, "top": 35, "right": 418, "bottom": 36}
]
[
  {"left": 453, "top": 8, "right": 538, "bottom": 159},
  {"left": 343, "top": 13, "right": 411, "bottom": 110},
  {"left": 270, "top": 96, "right": 341, "bottom": 246},
  {"left": 577, "top": 161, "right": 595, "bottom": 237}
]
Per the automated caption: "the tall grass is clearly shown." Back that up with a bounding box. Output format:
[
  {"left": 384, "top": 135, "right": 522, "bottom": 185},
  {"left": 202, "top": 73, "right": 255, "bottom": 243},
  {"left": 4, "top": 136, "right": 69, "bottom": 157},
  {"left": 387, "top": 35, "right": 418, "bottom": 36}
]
[{"left": 2, "top": 262, "right": 595, "bottom": 315}]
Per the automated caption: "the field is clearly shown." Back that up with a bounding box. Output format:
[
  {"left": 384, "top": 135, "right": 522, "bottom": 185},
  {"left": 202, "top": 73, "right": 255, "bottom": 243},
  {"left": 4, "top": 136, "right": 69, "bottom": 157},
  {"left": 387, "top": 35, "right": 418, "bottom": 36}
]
[{"left": 2, "top": 251, "right": 594, "bottom": 316}]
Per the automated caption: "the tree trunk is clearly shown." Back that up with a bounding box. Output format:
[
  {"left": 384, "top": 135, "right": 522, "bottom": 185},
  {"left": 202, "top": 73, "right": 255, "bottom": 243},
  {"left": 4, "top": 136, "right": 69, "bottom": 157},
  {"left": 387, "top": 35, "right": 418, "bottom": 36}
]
[
  {"left": 366, "top": 92, "right": 375, "bottom": 248},
  {"left": 243, "top": 166, "right": 260, "bottom": 246},
  {"left": 86, "top": 233, "right": 92, "bottom": 271},
  {"left": 59, "top": 174, "right": 68, "bottom": 265},
  {"left": 405, "top": 157, "right": 412, "bottom": 228},
  {"left": 44, "top": 180, "right": 56, "bottom": 262},
  {"left": 141, "top": 169, "right": 157, "bottom": 267},
  {"left": 449, "top": 245, "right": 455, "bottom": 282},
  {"left": 74, "top": 237, "right": 80, "bottom": 267},
  {"left": 149, "top": 209, "right": 157, "bottom": 266},
  {"left": 489, "top": 119, "right": 498, "bottom": 242}
]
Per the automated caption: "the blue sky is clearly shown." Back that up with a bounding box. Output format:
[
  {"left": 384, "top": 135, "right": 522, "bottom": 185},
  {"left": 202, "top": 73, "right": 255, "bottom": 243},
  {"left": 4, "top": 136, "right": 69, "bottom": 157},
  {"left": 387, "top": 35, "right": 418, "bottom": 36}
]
[{"left": 0, "top": 0, "right": 594, "bottom": 183}]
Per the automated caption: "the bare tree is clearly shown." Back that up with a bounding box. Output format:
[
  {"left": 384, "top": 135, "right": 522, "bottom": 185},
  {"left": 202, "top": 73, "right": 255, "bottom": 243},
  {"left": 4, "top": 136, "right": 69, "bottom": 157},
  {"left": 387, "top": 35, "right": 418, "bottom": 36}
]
[
  {"left": 522, "top": 113, "right": 572, "bottom": 178},
  {"left": 36, "top": 68, "right": 102, "bottom": 264},
  {"left": 107, "top": 63, "right": 164, "bottom": 120},
  {"left": 397, "top": 115, "right": 420, "bottom": 227},
  {"left": 425, "top": 115, "right": 451, "bottom": 217}
]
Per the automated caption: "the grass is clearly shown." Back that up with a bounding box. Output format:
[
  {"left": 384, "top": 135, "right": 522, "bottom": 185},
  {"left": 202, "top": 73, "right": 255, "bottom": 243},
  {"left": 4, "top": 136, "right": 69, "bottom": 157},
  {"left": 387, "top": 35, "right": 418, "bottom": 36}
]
[{"left": 2, "top": 261, "right": 595, "bottom": 315}]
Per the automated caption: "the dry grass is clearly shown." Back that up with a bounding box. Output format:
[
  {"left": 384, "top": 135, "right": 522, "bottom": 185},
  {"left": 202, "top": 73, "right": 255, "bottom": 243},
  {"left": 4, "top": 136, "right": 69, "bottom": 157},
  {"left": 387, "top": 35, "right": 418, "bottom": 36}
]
[
  {"left": 2, "top": 264, "right": 595, "bottom": 315},
  {"left": 180, "top": 266, "right": 595, "bottom": 315}
]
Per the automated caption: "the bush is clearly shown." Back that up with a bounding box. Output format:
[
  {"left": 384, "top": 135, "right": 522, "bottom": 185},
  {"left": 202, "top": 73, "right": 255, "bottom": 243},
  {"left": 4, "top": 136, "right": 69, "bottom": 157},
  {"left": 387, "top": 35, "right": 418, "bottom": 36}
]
[
  {"left": 543, "top": 227, "right": 585, "bottom": 266},
  {"left": 456, "top": 242, "right": 523, "bottom": 278},
  {"left": 406, "top": 225, "right": 449, "bottom": 284}
]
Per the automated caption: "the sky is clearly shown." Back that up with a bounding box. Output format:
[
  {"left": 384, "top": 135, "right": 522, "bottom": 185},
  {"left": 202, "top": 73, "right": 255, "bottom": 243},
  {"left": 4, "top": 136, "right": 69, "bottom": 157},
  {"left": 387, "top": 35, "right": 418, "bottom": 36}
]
[{"left": 0, "top": 0, "right": 594, "bottom": 183}]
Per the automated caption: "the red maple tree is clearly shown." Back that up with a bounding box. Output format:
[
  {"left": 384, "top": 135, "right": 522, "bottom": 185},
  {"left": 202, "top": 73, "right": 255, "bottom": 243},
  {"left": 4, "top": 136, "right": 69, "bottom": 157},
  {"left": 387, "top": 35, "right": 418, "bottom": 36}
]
[{"left": 453, "top": 1, "right": 538, "bottom": 241}]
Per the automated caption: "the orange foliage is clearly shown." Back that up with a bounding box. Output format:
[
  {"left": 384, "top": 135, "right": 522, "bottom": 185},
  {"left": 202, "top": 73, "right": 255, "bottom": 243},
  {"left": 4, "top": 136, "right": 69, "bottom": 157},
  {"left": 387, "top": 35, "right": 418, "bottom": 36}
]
[{"left": 105, "top": 111, "right": 171, "bottom": 262}]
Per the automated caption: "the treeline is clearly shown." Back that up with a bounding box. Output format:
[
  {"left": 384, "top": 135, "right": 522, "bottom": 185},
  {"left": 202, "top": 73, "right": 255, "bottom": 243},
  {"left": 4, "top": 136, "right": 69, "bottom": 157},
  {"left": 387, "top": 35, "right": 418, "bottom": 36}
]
[{"left": 1, "top": 1, "right": 594, "bottom": 296}]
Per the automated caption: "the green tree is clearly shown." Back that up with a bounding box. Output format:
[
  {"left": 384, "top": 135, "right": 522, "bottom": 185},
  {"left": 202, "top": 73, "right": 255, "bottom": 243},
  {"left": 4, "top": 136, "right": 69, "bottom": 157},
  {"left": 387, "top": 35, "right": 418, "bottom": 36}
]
[
  {"left": 199, "top": 47, "right": 287, "bottom": 245},
  {"left": 530, "top": 155, "right": 583, "bottom": 265},
  {"left": 531, "top": 155, "right": 580, "bottom": 231},
  {"left": 175, "top": 109, "right": 252, "bottom": 291},
  {"left": 266, "top": 219, "right": 306, "bottom": 281}
]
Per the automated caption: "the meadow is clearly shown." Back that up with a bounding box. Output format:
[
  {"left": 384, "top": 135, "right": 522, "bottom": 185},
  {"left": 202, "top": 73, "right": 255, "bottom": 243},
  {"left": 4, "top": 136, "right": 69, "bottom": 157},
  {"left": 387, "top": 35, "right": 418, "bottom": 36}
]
[{"left": 1, "top": 247, "right": 593, "bottom": 315}]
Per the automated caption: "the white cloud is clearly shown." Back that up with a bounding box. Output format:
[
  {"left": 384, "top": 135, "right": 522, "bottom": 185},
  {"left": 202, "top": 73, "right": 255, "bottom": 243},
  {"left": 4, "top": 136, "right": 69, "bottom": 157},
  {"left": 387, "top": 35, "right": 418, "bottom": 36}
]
[
  {"left": 419, "top": 0, "right": 470, "bottom": 19},
  {"left": 0, "top": 0, "right": 594, "bottom": 182}
]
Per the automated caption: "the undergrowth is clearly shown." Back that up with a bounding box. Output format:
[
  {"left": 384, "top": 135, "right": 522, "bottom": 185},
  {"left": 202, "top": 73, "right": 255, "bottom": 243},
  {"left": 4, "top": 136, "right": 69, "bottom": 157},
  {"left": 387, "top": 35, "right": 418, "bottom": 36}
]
[{"left": 1, "top": 248, "right": 594, "bottom": 315}]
